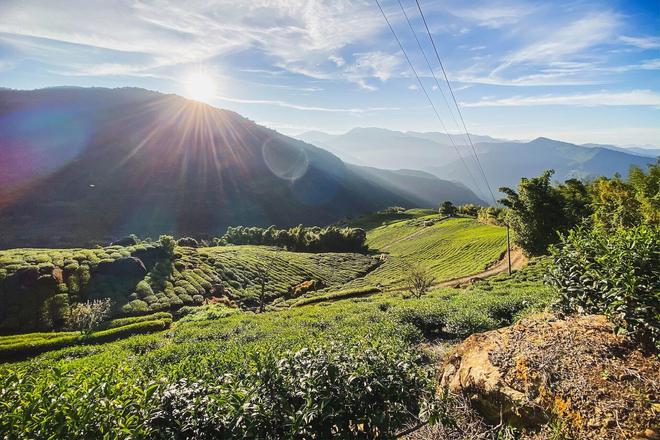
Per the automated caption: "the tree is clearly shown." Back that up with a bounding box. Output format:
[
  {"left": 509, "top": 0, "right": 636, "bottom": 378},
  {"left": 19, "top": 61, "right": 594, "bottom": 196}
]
[
  {"left": 589, "top": 175, "right": 641, "bottom": 231},
  {"left": 556, "top": 178, "right": 592, "bottom": 227},
  {"left": 457, "top": 203, "right": 479, "bottom": 217},
  {"left": 404, "top": 263, "right": 435, "bottom": 298},
  {"left": 159, "top": 235, "right": 176, "bottom": 258},
  {"left": 254, "top": 258, "right": 275, "bottom": 313},
  {"left": 499, "top": 170, "right": 566, "bottom": 256},
  {"left": 628, "top": 160, "right": 659, "bottom": 226},
  {"left": 67, "top": 299, "right": 112, "bottom": 334},
  {"left": 439, "top": 201, "right": 457, "bottom": 217}
]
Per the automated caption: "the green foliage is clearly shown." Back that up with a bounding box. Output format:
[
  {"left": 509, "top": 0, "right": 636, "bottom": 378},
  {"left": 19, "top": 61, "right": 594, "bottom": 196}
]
[
  {"left": 158, "top": 235, "right": 176, "bottom": 258},
  {"left": 223, "top": 225, "right": 368, "bottom": 253},
  {"left": 476, "top": 206, "right": 504, "bottom": 226},
  {"left": 590, "top": 175, "right": 641, "bottom": 231},
  {"left": 176, "top": 237, "right": 199, "bottom": 248},
  {"left": 547, "top": 225, "right": 659, "bottom": 349},
  {"left": 149, "top": 343, "right": 434, "bottom": 439},
  {"left": 457, "top": 203, "right": 480, "bottom": 217},
  {"left": 0, "top": 256, "right": 554, "bottom": 437},
  {"left": 500, "top": 170, "right": 586, "bottom": 256},
  {"left": 628, "top": 160, "right": 660, "bottom": 226},
  {"left": 439, "top": 201, "right": 458, "bottom": 217},
  {"left": 0, "top": 313, "right": 172, "bottom": 361},
  {"left": 356, "top": 217, "right": 507, "bottom": 289},
  {"left": 590, "top": 162, "right": 659, "bottom": 231}
]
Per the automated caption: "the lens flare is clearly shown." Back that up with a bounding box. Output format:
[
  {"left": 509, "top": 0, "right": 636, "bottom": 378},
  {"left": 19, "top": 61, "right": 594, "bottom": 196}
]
[{"left": 184, "top": 72, "right": 217, "bottom": 103}]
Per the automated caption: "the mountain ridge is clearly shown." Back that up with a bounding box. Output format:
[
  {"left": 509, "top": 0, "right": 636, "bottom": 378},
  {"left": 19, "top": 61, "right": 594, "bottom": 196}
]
[
  {"left": 297, "top": 128, "right": 657, "bottom": 197},
  {"left": 0, "top": 87, "right": 482, "bottom": 248}
]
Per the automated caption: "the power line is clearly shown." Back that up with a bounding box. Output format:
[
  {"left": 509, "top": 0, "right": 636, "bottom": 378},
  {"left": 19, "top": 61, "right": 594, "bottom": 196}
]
[
  {"left": 395, "top": 0, "right": 486, "bottom": 199},
  {"left": 414, "top": 0, "right": 498, "bottom": 206},
  {"left": 374, "top": 0, "right": 481, "bottom": 198}
]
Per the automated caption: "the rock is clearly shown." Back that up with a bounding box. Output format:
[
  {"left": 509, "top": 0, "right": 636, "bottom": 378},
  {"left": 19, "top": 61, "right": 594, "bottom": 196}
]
[
  {"left": 51, "top": 267, "right": 64, "bottom": 284},
  {"left": 440, "top": 331, "right": 547, "bottom": 428},
  {"left": 439, "top": 313, "right": 660, "bottom": 439},
  {"left": 95, "top": 257, "right": 147, "bottom": 278}
]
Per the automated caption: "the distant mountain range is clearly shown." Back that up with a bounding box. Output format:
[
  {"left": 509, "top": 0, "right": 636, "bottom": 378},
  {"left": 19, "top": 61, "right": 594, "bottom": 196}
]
[
  {"left": 0, "top": 87, "right": 481, "bottom": 248},
  {"left": 297, "top": 128, "right": 657, "bottom": 201}
]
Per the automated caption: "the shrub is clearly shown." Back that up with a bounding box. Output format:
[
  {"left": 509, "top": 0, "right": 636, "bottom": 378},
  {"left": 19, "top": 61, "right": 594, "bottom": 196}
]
[
  {"left": 439, "top": 201, "right": 457, "bottom": 217},
  {"left": 404, "top": 263, "right": 435, "bottom": 299},
  {"left": 159, "top": 235, "right": 176, "bottom": 258},
  {"left": 67, "top": 299, "right": 112, "bottom": 334},
  {"left": 177, "top": 237, "right": 199, "bottom": 248},
  {"left": 547, "top": 225, "right": 659, "bottom": 349},
  {"left": 148, "top": 343, "right": 436, "bottom": 439}
]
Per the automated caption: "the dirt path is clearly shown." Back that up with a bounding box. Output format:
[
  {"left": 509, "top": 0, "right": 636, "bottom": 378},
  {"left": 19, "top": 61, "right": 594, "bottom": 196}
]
[
  {"left": 435, "top": 247, "right": 527, "bottom": 288},
  {"left": 284, "top": 247, "right": 528, "bottom": 309}
]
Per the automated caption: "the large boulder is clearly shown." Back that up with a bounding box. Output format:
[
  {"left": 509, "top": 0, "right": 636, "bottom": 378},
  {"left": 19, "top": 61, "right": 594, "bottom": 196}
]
[
  {"left": 439, "top": 313, "right": 659, "bottom": 439},
  {"left": 95, "top": 257, "right": 147, "bottom": 278}
]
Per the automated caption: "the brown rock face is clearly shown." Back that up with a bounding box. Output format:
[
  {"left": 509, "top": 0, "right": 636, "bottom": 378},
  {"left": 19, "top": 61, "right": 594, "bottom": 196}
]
[
  {"left": 440, "top": 328, "right": 547, "bottom": 428},
  {"left": 439, "top": 313, "right": 659, "bottom": 439}
]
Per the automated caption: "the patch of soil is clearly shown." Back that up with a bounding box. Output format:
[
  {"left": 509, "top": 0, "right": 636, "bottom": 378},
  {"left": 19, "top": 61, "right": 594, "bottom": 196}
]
[{"left": 439, "top": 313, "right": 659, "bottom": 440}]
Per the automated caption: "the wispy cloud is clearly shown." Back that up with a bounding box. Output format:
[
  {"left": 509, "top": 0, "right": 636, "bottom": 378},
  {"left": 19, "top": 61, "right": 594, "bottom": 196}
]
[
  {"left": 447, "top": 2, "right": 537, "bottom": 28},
  {"left": 619, "top": 35, "right": 660, "bottom": 49},
  {"left": 0, "top": 0, "right": 386, "bottom": 84},
  {"left": 461, "top": 90, "right": 660, "bottom": 107},
  {"left": 492, "top": 11, "right": 620, "bottom": 76},
  {"left": 215, "top": 95, "right": 400, "bottom": 113}
]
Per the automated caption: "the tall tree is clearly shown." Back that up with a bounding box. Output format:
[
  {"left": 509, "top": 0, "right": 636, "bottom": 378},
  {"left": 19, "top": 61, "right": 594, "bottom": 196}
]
[{"left": 499, "top": 170, "right": 566, "bottom": 256}]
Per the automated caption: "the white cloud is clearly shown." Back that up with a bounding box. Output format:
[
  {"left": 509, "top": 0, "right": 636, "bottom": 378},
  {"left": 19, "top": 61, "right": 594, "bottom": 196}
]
[
  {"left": 0, "top": 0, "right": 384, "bottom": 80},
  {"left": 619, "top": 35, "right": 660, "bottom": 50},
  {"left": 344, "top": 51, "right": 403, "bottom": 90},
  {"left": 329, "top": 54, "right": 346, "bottom": 67},
  {"left": 447, "top": 3, "right": 536, "bottom": 28},
  {"left": 408, "top": 84, "right": 418, "bottom": 90},
  {"left": 461, "top": 90, "right": 660, "bottom": 107},
  {"left": 215, "top": 95, "right": 400, "bottom": 113},
  {"left": 492, "top": 11, "right": 620, "bottom": 76}
]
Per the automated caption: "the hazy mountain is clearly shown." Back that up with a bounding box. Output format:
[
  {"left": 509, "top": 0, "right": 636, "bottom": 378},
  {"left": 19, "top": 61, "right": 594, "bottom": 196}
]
[
  {"left": 0, "top": 87, "right": 482, "bottom": 248},
  {"left": 432, "top": 137, "right": 657, "bottom": 196},
  {"left": 581, "top": 143, "right": 660, "bottom": 158},
  {"left": 297, "top": 128, "right": 656, "bottom": 200}
]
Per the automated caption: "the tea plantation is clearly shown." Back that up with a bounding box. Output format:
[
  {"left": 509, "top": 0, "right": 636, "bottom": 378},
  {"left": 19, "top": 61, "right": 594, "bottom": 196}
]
[
  {"left": 0, "top": 213, "right": 545, "bottom": 438},
  {"left": 0, "top": 258, "right": 555, "bottom": 438}
]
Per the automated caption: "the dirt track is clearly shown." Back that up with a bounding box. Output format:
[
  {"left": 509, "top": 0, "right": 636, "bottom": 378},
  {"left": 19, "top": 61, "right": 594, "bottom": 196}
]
[{"left": 437, "top": 247, "right": 527, "bottom": 288}]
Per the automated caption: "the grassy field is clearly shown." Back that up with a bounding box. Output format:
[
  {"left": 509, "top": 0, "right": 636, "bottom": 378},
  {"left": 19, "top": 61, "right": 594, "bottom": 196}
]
[{"left": 0, "top": 256, "right": 555, "bottom": 438}]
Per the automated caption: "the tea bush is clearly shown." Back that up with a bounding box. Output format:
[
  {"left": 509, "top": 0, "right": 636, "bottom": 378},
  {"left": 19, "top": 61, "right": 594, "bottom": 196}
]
[{"left": 547, "top": 225, "right": 659, "bottom": 349}]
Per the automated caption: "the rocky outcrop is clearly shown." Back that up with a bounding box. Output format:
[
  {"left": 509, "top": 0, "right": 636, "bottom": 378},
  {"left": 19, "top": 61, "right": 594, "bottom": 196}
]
[{"left": 439, "top": 313, "right": 659, "bottom": 439}]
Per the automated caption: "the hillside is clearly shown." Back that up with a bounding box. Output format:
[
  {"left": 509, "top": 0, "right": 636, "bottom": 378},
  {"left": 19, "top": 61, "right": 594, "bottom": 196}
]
[
  {"left": 298, "top": 128, "right": 657, "bottom": 197},
  {"left": 0, "top": 88, "right": 482, "bottom": 248}
]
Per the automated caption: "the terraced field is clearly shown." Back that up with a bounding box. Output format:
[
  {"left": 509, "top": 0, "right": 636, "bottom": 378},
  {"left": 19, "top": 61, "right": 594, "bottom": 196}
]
[
  {"left": 0, "top": 242, "right": 378, "bottom": 334},
  {"left": 353, "top": 215, "right": 506, "bottom": 289}
]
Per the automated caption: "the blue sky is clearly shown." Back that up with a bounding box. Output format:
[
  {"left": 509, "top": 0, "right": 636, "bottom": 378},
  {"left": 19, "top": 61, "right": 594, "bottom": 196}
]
[{"left": 0, "top": 0, "right": 658, "bottom": 146}]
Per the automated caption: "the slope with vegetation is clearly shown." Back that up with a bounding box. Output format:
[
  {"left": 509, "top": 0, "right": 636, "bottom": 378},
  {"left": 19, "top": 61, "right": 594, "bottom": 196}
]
[
  {"left": 0, "top": 87, "right": 481, "bottom": 249},
  {"left": 0, "top": 236, "right": 378, "bottom": 334},
  {"left": 0, "top": 162, "right": 657, "bottom": 438},
  {"left": 0, "top": 254, "right": 556, "bottom": 438}
]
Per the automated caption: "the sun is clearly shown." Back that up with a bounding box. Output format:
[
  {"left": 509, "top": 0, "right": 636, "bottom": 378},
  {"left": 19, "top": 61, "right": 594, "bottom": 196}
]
[{"left": 184, "top": 72, "right": 217, "bottom": 103}]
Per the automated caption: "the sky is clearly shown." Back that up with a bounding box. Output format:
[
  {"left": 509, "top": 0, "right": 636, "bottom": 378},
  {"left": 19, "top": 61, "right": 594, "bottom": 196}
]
[{"left": 0, "top": 0, "right": 659, "bottom": 147}]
